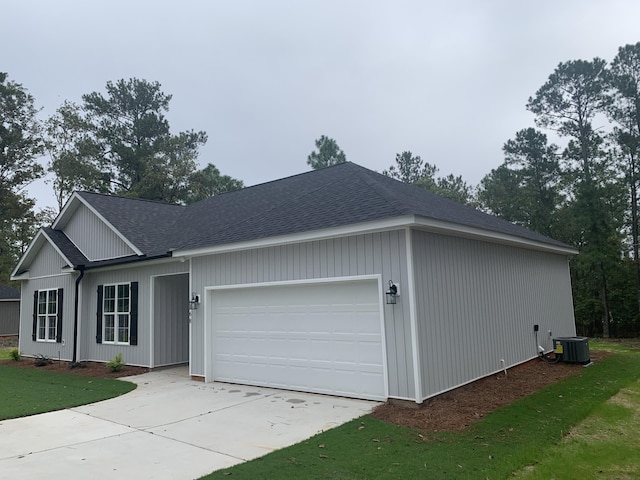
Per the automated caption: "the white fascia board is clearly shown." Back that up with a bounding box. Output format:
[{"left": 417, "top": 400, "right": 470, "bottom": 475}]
[
  {"left": 51, "top": 192, "right": 81, "bottom": 229},
  {"left": 411, "top": 217, "right": 579, "bottom": 255},
  {"left": 10, "top": 229, "right": 78, "bottom": 280},
  {"left": 53, "top": 192, "right": 144, "bottom": 256},
  {"left": 173, "top": 214, "right": 576, "bottom": 259},
  {"left": 10, "top": 229, "right": 46, "bottom": 278},
  {"left": 82, "top": 255, "right": 183, "bottom": 274},
  {"left": 173, "top": 216, "right": 415, "bottom": 258}
]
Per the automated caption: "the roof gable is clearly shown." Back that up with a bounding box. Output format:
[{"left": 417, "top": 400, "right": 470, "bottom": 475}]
[
  {"left": 63, "top": 203, "right": 137, "bottom": 260},
  {"left": 11, "top": 228, "right": 88, "bottom": 278},
  {"left": 74, "top": 192, "right": 186, "bottom": 257}
]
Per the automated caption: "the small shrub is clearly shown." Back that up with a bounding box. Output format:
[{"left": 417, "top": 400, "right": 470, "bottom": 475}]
[
  {"left": 9, "top": 348, "right": 21, "bottom": 361},
  {"left": 34, "top": 354, "right": 52, "bottom": 367},
  {"left": 107, "top": 353, "right": 125, "bottom": 372}
]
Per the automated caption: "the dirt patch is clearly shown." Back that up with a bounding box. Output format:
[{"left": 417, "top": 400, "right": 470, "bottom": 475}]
[
  {"left": 372, "top": 351, "right": 608, "bottom": 433},
  {"left": 0, "top": 357, "right": 148, "bottom": 379}
]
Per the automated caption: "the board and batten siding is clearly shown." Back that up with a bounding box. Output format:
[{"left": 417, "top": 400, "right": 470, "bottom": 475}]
[
  {"left": 28, "top": 241, "right": 70, "bottom": 277},
  {"left": 18, "top": 274, "right": 77, "bottom": 361},
  {"left": 190, "top": 230, "right": 416, "bottom": 400},
  {"left": 411, "top": 229, "right": 576, "bottom": 401},
  {"left": 64, "top": 204, "right": 135, "bottom": 261},
  {"left": 0, "top": 300, "right": 20, "bottom": 335},
  {"left": 79, "top": 260, "right": 189, "bottom": 366},
  {"left": 153, "top": 273, "right": 189, "bottom": 367}
]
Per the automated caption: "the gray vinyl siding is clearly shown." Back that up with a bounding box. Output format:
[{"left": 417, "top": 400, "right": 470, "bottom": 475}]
[
  {"left": 29, "top": 242, "right": 70, "bottom": 277},
  {"left": 79, "top": 260, "right": 189, "bottom": 367},
  {"left": 411, "top": 230, "right": 576, "bottom": 401},
  {"left": 18, "top": 274, "right": 77, "bottom": 361},
  {"left": 153, "top": 273, "right": 189, "bottom": 367},
  {"left": 64, "top": 204, "right": 135, "bottom": 260},
  {"left": 0, "top": 301, "right": 20, "bottom": 335},
  {"left": 189, "top": 230, "right": 416, "bottom": 400}
]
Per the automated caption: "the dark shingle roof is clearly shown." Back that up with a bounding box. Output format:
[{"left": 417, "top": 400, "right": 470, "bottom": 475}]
[
  {"left": 43, "top": 228, "right": 89, "bottom": 267},
  {"left": 45, "top": 163, "right": 571, "bottom": 271},
  {"left": 170, "top": 162, "right": 570, "bottom": 251},
  {"left": 76, "top": 192, "right": 187, "bottom": 256},
  {"left": 0, "top": 285, "right": 20, "bottom": 300}
]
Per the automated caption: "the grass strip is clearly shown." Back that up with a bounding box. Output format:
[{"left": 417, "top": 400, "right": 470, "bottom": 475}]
[
  {"left": 0, "top": 365, "right": 136, "bottom": 420},
  {"left": 513, "top": 379, "right": 640, "bottom": 479},
  {"left": 201, "top": 348, "right": 640, "bottom": 479}
]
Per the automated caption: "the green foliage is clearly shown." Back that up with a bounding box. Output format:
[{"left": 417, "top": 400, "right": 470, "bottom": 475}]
[
  {"left": 0, "top": 72, "right": 45, "bottom": 190},
  {"left": 45, "top": 78, "right": 212, "bottom": 204},
  {"left": 186, "top": 163, "right": 244, "bottom": 204},
  {"left": 383, "top": 151, "right": 435, "bottom": 184},
  {"left": 0, "top": 72, "right": 46, "bottom": 284},
  {"left": 479, "top": 128, "right": 562, "bottom": 237},
  {"left": 200, "top": 349, "right": 640, "bottom": 479},
  {"left": 45, "top": 100, "right": 106, "bottom": 210},
  {"left": 383, "top": 151, "right": 475, "bottom": 205},
  {"left": 9, "top": 348, "right": 20, "bottom": 361},
  {"left": 307, "top": 135, "right": 346, "bottom": 169},
  {"left": 0, "top": 365, "right": 135, "bottom": 420},
  {"left": 107, "top": 352, "right": 125, "bottom": 372}
]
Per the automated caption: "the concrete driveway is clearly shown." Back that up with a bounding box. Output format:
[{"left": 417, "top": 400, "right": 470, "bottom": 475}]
[{"left": 0, "top": 366, "right": 377, "bottom": 479}]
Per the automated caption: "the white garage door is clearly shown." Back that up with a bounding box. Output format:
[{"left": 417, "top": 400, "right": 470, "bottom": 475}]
[{"left": 209, "top": 279, "right": 386, "bottom": 401}]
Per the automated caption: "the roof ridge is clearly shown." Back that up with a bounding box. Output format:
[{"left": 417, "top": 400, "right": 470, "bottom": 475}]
[
  {"left": 77, "top": 191, "right": 186, "bottom": 208},
  {"left": 185, "top": 162, "right": 350, "bottom": 207},
  {"left": 191, "top": 169, "right": 349, "bottom": 239},
  {"left": 347, "top": 164, "right": 415, "bottom": 215}
]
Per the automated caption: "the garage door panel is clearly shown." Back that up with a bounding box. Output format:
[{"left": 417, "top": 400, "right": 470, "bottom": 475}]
[{"left": 210, "top": 279, "right": 386, "bottom": 400}]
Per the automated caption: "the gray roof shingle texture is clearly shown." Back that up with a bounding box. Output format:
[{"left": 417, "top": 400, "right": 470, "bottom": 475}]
[
  {"left": 43, "top": 228, "right": 89, "bottom": 266},
  {"left": 0, "top": 285, "right": 20, "bottom": 300},
  {"left": 170, "top": 162, "right": 569, "bottom": 251},
  {"left": 47, "top": 162, "right": 571, "bottom": 268}
]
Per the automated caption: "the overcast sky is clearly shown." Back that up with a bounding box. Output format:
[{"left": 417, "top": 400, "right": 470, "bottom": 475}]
[{"left": 4, "top": 0, "right": 640, "bottom": 211}]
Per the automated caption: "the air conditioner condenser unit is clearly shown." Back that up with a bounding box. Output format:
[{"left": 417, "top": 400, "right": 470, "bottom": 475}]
[{"left": 552, "top": 337, "right": 590, "bottom": 364}]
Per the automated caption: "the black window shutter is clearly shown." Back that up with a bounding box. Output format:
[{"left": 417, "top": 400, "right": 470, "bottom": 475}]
[
  {"left": 130, "top": 281, "right": 138, "bottom": 345},
  {"left": 56, "top": 288, "right": 64, "bottom": 343},
  {"left": 32, "top": 290, "right": 38, "bottom": 341},
  {"left": 96, "top": 285, "right": 103, "bottom": 344}
]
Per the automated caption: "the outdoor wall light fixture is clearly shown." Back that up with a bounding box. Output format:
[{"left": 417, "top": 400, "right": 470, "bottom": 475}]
[
  {"left": 385, "top": 280, "right": 399, "bottom": 305},
  {"left": 188, "top": 292, "right": 200, "bottom": 310}
]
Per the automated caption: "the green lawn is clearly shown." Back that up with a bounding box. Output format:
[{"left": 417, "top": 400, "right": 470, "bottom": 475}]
[
  {"left": 0, "top": 365, "right": 136, "bottom": 420},
  {"left": 201, "top": 342, "right": 640, "bottom": 480}
]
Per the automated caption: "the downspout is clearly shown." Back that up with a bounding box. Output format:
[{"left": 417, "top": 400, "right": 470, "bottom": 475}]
[{"left": 72, "top": 265, "right": 85, "bottom": 365}]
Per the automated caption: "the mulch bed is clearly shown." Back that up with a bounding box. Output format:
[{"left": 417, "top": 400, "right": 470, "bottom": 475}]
[
  {"left": 1, "top": 357, "right": 148, "bottom": 379},
  {"left": 372, "top": 350, "right": 608, "bottom": 433}
]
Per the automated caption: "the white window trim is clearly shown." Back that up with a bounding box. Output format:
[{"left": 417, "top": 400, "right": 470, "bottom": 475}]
[
  {"left": 37, "top": 289, "right": 58, "bottom": 343},
  {"left": 102, "top": 282, "right": 131, "bottom": 345}
]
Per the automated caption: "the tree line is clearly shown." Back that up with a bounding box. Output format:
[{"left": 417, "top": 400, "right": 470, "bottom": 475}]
[
  {"left": 308, "top": 42, "right": 640, "bottom": 338},
  {"left": 3, "top": 41, "right": 640, "bottom": 337}
]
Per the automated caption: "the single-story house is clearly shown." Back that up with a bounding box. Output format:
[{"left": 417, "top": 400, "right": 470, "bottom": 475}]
[
  {"left": 11, "top": 162, "right": 577, "bottom": 403},
  {"left": 0, "top": 285, "right": 20, "bottom": 342}
]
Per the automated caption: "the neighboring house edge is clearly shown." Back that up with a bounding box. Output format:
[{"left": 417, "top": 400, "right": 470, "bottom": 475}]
[
  {"left": 10, "top": 162, "right": 579, "bottom": 404},
  {"left": 0, "top": 285, "right": 21, "bottom": 343}
]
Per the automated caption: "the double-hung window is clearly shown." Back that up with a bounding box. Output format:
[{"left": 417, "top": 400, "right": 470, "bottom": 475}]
[
  {"left": 32, "top": 288, "right": 63, "bottom": 343},
  {"left": 96, "top": 282, "right": 138, "bottom": 345},
  {"left": 37, "top": 289, "right": 58, "bottom": 342},
  {"left": 103, "top": 283, "right": 131, "bottom": 344}
]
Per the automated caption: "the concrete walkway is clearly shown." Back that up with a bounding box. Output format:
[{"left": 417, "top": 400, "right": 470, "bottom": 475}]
[{"left": 0, "top": 366, "right": 377, "bottom": 479}]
